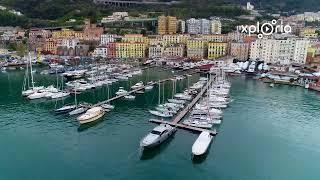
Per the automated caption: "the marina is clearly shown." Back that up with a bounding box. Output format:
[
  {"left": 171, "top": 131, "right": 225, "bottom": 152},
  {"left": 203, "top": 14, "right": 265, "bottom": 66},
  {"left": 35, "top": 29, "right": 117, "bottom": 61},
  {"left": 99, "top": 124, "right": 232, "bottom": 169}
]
[{"left": 1, "top": 68, "right": 320, "bottom": 179}]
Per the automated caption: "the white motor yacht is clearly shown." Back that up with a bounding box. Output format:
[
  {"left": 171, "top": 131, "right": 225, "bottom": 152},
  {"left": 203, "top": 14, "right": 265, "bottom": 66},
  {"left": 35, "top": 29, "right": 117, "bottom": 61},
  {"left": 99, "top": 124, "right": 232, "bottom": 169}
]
[
  {"left": 124, "top": 95, "right": 136, "bottom": 100},
  {"left": 131, "top": 81, "right": 144, "bottom": 89},
  {"left": 149, "top": 110, "right": 174, "bottom": 118},
  {"left": 183, "top": 119, "right": 213, "bottom": 129},
  {"left": 115, "top": 87, "right": 128, "bottom": 96},
  {"left": 167, "top": 99, "right": 186, "bottom": 104},
  {"left": 145, "top": 81, "right": 154, "bottom": 90},
  {"left": 77, "top": 107, "right": 106, "bottom": 125},
  {"left": 140, "top": 124, "right": 177, "bottom": 148},
  {"left": 192, "top": 131, "right": 213, "bottom": 156},
  {"left": 27, "top": 92, "right": 48, "bottom": 100},
  {"left": 174, "top": 93, "right": 192, "bottom": 100},
  {"left": 51, "top": 92, "right": 70, "bottom": 99},
  {"left": 55, "top": 105, "right": 77, "bottom": 114},
  {"left": 69, "top": 107, "right": 88, "bottom": 116},
  {"left": 101, "top": 104, "right": 115, "bottom": 110}
]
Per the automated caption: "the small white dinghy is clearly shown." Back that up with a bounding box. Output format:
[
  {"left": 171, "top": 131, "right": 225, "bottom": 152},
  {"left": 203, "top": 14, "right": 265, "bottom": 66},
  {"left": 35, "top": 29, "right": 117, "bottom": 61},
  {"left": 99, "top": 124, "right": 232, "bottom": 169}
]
[
  {"left": 124, "top": 95, "right": 135, "bottom": 100},
  {"left": 192, "top": 131, "right": 213, "bottom": 156}
]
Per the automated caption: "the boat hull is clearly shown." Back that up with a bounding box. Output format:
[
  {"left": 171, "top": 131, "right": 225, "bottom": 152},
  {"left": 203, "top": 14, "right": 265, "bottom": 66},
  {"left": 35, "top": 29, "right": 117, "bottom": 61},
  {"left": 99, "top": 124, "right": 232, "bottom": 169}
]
[
  {"left": 140, "top": 128, "right": 177, "bottom": 149},
  {"left": 78, "top": 111, "right": 106, "bottom": 125}
]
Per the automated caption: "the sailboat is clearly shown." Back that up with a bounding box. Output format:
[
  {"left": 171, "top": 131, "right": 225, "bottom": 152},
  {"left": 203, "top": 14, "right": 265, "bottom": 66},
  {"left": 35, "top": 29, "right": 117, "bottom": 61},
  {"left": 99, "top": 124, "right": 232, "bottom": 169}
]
[
  {"left": 149, "top": 81, "right": 174, "bottom": 118},
  {"left": 51, "top": 76, "right": 70, "bottom": 99},
  {"left": 22, "top": 53, "right": 44, "bottom": 96},
  {"left": 69, "top": 86, "right": 89, "bottom": 116},
  {"left": 145, "top": 69, "right": 154, "bottom": 90},
  {"left": 101, "top": 84, "right": 115, "bottom": 110}
]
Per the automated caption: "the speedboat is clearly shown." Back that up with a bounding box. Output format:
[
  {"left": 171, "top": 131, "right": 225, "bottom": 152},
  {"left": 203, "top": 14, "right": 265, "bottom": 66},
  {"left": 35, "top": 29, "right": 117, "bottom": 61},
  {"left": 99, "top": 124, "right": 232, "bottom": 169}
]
[
  {"left": 101, "top": 104, "right": 115, "bottom": 110},
  {"left": 183, "top": 120, "right": 213, "bottom": 129},
  {"left": 22, "top": 86, "right": 45, "bottom": 96},
  {"left": 155, "top": 106, "right": 177, "bottom": 114},
  {"left": 145, "top": 81, "right": 154, "bottom": 90},
  {"left": 167, "top": 99, "right": 186, "bottom": 104},
  {"left": 69, "top": 105, "right": 89, "bottom": 116},
  {"left": 27, "top": 92, "right": 48, "bottom": 100},
  {"left": 117, "top": 75, "right": 129, "bottom": 81},
  {"left": 39, "top": 85, "right": 58, "bottom": 93},
  {"left": 131, "top": 81, "right": 144, "bottom": 90},
  {"left": 51, "top": 92, "right": 70, "bottom": 99},
  {"left": 140, "top": 124, "right": 177, "bottom": 148},
  {"left": 55, "top": 105, "right": 76, "bottom": 114},
  {"left": 192, "top": 131, "right": 213, "bottom": 156},
  {"left": 124, "top": 95, "right": 135, "bottom": 100},
  {"left": 77, "top": 107, "right": 105, "bottom": 125},
  {"left": 174, "top": 93, "right": 192, "bottom": 100},
  {"left": 22, "top": 89, "right": 36, "bottom": 96},
  {"left": 115, "top": 87, "right": 128, "bottom": 96},
  {"left": 149, "top": 110, "right": 174, "bottom": 118}
]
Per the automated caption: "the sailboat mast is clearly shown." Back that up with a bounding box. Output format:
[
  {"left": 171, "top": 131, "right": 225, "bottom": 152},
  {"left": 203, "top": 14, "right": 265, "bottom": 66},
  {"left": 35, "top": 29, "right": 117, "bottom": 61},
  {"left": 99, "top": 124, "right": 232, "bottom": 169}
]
[
  {"left": 172, "top": 80, "right": 174, "bottom": 99},
  {"left": 162, "top": 81, "right": 164, "bottom": 103},
  {"left": 74, "top": 85, "right": 77, "bottom": 106},
  {"left": 26, "top": 59, "right": 30, "bottom": 88},
  {"left": 158, "top": 80, "right": 160, "bottom": 105},
  {"left": 56, "top": 69, "right": 59, "bottom": 89},
  {"left": 29, "top": 52, "right": 34, "bottom": 89}
]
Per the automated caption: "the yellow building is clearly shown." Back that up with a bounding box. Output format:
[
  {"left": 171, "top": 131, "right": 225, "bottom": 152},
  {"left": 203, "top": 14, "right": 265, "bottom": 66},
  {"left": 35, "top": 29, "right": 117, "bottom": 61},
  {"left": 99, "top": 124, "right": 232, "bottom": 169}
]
[
  {"left": 52, "top": 29, "right": 75, "bottom": 39},
  {"left": 157, "top": 16, "right": 177, "bottom": 35},
  {"left": 186, "top": 38, "right": 207, "bottom": 59},
  {"left": 163, "top": 44, "right": 185, "bottom": 58},
  {"left": 167, "top": 16, "right": 177, "bottom": 34},
  {"left": 148, "top": 35, "right": 163, "bottom": 45},
  {"left": 208, "top": 42, "right": 228, "bottom": 59},
  {"left": 162, "top": 34, "right": 190, "bottom": 46},
  {"left": 44, "top": 38, "right": 57, "bottom": 54},
  {"left": 202, "top": 34, "right": 228, "bottom": 42},
  {"left": 157, "top": 16, "right": 167, "bottom": 35},
  {"left": 116, "top": 42, "right": 146, "bottom": 58},
  {"left": 75, "top": 31, "right": 84, "bottom": 40},
  {"left": 122, "top": 34, "right": 149, "bottom": 44},
  {"left": 299, "top": 27, "right": 318, "bottom": 38}
]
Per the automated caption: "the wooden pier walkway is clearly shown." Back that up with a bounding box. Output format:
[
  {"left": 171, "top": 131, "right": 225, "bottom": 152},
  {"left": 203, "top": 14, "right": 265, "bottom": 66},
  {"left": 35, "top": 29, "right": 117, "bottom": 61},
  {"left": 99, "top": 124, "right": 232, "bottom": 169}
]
[
  {"left": 172, "top": 77, "right": 214, "bottom": 124},
  {"left": 149, "top": 77, "right": 218, "bottom": 135}
]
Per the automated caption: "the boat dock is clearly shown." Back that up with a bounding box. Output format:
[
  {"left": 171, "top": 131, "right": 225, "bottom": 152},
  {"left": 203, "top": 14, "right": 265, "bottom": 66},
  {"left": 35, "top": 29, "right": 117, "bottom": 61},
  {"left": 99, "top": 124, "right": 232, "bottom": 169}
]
[
  {"left": 149, "top": 119, "right": 217, "bottom": 135},
  {"left": 149, "top": 76, "right": 218, "bottom": 135},
  {"left": 93, "top": 70, "right": 200, "bottom": 107}
]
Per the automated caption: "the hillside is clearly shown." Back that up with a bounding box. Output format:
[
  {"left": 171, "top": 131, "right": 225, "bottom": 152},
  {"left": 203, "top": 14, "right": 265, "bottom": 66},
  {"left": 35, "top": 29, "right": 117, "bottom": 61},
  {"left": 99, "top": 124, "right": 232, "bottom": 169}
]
[{"left": 0, "top": 0, "right": 320, "bottom": 28}]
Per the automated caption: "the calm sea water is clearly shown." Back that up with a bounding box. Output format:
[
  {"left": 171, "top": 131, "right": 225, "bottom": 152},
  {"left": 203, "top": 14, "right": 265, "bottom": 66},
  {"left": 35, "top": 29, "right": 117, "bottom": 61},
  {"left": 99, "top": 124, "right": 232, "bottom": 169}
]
[{"left": 0, "top": 68, "right": 320, "bottom": 180}]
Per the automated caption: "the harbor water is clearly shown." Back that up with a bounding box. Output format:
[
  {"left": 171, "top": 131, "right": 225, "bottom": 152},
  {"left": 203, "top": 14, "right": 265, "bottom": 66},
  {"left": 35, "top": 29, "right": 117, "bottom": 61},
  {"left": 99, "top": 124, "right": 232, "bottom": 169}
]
[{"left": 1, "top": 69, "right": 320, "bottom": 179}]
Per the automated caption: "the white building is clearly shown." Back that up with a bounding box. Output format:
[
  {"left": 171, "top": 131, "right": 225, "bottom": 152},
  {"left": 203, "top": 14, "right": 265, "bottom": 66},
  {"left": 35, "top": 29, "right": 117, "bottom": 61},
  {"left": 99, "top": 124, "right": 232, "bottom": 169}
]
[
  {"left": 93, "top": 46, "right": 108, "bottom": 58},
  {"left": 149, "top": 44, "right": 164, "bottom": 58},
  {"left": 60, "top": 38, "right": 80, "bottom": 49},
  {"left": 101, "top": 12, "right": 129, "bottom": 23},
  {"left": 186, "top": 18, "right": 211, "bottom": 34},
  {"left": 100, "top": 34, "right": 115, "bottom": 45},
  {"left": 250, "top": 37, "right": 310, "bottom": 65},
  {"left": 186, "top": 18, "right": 201, "bottom": 34},
  {"left": 200, "top": 19, "right": 210, "bottom": 34},
  {"left": 246, "top": 2, "right": 254, "bottom": 11},
  {"left": 210, "top": 19, "right": 222, "bottom": 34}
]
